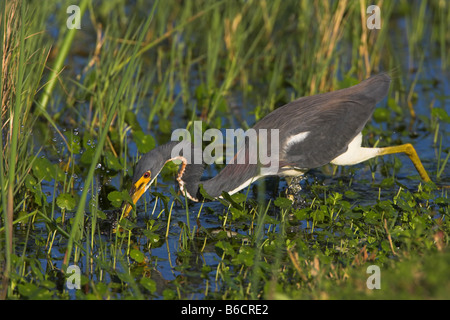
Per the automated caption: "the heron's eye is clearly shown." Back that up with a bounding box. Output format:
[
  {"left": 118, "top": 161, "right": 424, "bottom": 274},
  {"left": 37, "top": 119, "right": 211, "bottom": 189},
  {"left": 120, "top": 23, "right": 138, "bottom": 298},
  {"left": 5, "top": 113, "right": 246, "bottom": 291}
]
[{"left": 143, "top": 171, "right": 151, "bottom": 179}]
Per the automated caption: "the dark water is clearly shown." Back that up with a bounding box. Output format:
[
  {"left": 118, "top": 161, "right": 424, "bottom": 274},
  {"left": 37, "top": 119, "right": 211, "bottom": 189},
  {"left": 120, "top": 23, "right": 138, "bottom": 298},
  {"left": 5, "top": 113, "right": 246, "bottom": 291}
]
[{"left": 26, "top": 10, "right": 450, "bottom": 299}]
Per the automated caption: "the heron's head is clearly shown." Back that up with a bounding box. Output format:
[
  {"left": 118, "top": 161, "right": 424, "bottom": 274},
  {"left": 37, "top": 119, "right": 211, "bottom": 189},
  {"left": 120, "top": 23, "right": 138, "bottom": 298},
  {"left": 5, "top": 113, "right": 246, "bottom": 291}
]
[
  {"left": 121, "top": 141, "right": 193, "bottom": 217},
  {"left": 122, "top": 150, "right": 167, "bottom": 218}
]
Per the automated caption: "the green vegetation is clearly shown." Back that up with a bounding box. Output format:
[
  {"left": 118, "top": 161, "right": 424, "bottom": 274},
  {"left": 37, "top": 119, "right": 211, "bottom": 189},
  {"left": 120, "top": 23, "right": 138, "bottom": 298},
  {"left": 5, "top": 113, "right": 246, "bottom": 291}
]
[{"left": 0, "top": 0, "right": 449, "bottom": 300}]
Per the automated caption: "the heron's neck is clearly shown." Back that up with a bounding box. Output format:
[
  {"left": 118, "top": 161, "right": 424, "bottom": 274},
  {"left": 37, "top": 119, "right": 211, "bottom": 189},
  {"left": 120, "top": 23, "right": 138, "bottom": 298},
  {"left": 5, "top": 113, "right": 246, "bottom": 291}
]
[{"left": 164, "top": 141, "right": 260, "bottom": 201}]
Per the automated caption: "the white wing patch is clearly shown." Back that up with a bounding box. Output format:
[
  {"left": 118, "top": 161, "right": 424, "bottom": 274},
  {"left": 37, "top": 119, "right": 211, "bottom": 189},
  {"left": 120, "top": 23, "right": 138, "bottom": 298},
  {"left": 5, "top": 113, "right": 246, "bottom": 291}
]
[
  {"left": 330, "top": 133, "right": 381, "bottom": 166},
  {"left": 284, "top": 131, "right": 310, "bottom": 151}
]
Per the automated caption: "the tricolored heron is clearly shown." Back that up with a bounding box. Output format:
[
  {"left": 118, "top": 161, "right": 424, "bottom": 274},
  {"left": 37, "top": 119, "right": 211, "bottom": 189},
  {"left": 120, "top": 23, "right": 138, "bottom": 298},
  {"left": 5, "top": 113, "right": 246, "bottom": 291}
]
[{"left": 122, "top": 73, "right": 430, "bottom": 217}]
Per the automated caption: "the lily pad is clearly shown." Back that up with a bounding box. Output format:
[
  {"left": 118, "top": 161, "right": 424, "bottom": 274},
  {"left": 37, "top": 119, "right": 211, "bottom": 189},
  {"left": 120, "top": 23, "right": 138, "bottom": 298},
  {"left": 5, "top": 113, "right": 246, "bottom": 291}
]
[
  {"left": 130, "top": 248, "right": 145, "bottom": 263},
  {"left": 107, "top": 190, "right": 132, "bottom": 208},
  {"left": 56, "top": 193, "right": 76, "bottom": 211},
  {"left": 105, "top": 151, "right": 123, "bottom": 171},
  {"left": 274, "top": 197, "right": 292, "bottom": 210},
  {"left": 32, "top": 157, "right": 65, "bottom": 182},
  {"left": 133, "top": 130, "right": 156, "bottom": 154},
  {"left": 64, "top": 131, "right": 81, "bottom": 154}
]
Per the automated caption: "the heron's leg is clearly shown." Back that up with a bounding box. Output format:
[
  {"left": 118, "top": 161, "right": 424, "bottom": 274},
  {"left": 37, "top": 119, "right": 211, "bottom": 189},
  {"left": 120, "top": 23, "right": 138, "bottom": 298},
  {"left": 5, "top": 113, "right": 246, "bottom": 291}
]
[{"left": 377, "top": 143, "right": 431, "bottom": 182}]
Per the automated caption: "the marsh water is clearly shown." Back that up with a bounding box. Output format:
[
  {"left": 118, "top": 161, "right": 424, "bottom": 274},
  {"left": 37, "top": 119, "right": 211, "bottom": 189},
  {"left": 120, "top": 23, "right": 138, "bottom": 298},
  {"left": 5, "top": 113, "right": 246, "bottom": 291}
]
[{"left": 48, "top": 50, "right": 448, "bottom": 299}]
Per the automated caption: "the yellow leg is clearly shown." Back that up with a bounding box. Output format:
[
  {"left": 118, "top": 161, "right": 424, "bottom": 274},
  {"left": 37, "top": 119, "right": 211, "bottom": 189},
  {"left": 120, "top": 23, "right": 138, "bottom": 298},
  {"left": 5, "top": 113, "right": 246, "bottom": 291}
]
[{"left": 378, "top": 143, "right": 431, "bottom": 182}]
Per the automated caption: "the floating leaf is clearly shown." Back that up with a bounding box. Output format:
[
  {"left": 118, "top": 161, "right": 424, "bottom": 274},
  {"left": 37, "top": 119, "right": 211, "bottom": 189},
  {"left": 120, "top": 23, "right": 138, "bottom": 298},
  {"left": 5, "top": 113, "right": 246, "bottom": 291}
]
[
  {"left": 80, "top": 148, "right": 95, "bottom": 165},
  {"left": 294, "top": 208, "right": 309, "bottom": 220},
  {"left": 373, "top": 107, "right": 390, "bottom": 123},
  {"left": 216, "top": 240, "right": 236, "bottom": 257},
  {"left": 140, "top": 277, "right": 156, "bottom": 293},
  {"left": 105, "top": 151, "right": 123, "bottom": 171},
  {"left": 274, "top": 197, "right": 292, "bottom": 210},
  {"left": 25, "top": 175, "right": 37, "bottom": 190},
  {"left": 32, "top": 157, "right": 53, "bottom": 181},
  {"left": 130, "top": 248, "right": 145, "bottom": 263},
  {"left": 343, "top": 210, "right": 362, "bottom": 220},
  {"left": 82, "top": 132, "right": 94, "bottom": 149},
  {"left": 107, "top": 190, "right": 132, "bottom": 208},
  {"left": 221, "top": 191, "right": 243, "bottom": 210},
  {"left": 32, "top": 157, "right": 64, "bottom": 182},
  {"left": 234, "top": 246, "right": 255, "bottom": 267},
  {"left": 118, "top": 218, "right": 136, "bottom": 230},
  {"left": 159, "top": 118, "right": 172, "bottom": 134},
  {"left": 231, "top": 193, "right": 247, "bottom": 204},
  {"left": 230, "top": 207, "right": 246, "bottom": 220},
  {"left": 387, "top": 98, "right": 403, "bottom": 115},
  {"left": 54, "top": 165, "right": 65, "bottom": 182},
  {"left": 33, "top": 190, "right": 44, "bottom": 206},
  {"left": 18, "top": 283, "right": 52, "bottom": 300},
  {"left": 264, "top": 215, "right": 280, "bottom": 224},
  {"left": 142, "top": 230, "right": 160, "bottom": 244},
  {"left": 432, "top": 108, "right": 450, "bottom": 123},
  {"left": 133, "top": 130, "right": 155, "bottom": 153},
  {"left": 64, "top": 131, "right": 81, "bottom": 154},
  {"left": 125, "top": 110, "right": 142, "bottom": 131},
  {"left": 344, "top": 190, "right": 359, "bottom": 199},
  {"left": 199, "top": 184, "right": 214, "bottom": 201}
]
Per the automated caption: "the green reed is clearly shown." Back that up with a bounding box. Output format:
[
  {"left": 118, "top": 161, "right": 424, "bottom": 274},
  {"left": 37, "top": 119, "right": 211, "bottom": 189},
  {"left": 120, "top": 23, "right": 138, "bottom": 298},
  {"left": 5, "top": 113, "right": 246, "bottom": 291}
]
[{"left": 0, "top": 0, "right": 448, "bottom": 300}]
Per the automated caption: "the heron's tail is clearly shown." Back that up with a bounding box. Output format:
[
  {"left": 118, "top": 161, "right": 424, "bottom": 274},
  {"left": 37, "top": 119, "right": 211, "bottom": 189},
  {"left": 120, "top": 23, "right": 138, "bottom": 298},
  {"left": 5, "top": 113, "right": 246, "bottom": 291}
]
[{"left": 358, "top": 73, "right": 391, "bottom": 103}]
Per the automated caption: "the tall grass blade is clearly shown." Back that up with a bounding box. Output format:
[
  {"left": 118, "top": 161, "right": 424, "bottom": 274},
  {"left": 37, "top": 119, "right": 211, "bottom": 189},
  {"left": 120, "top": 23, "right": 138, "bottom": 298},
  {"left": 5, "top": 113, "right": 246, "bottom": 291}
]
[
  {"left": 3, "top": 0, "right": 26, "bottom": 298},
  {"left": 36, "top": 0, "right": 89, "bottom": 112},
  {"left": 63, "top": 1, "right": 159, "bottom": 270}
]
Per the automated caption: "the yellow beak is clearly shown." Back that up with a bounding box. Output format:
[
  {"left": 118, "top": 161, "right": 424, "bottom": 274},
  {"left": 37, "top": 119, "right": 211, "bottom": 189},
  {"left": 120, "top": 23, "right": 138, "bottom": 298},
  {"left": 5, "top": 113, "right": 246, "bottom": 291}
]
[{"left": 122, "top": 173, "right": 152, "bottom": 218}]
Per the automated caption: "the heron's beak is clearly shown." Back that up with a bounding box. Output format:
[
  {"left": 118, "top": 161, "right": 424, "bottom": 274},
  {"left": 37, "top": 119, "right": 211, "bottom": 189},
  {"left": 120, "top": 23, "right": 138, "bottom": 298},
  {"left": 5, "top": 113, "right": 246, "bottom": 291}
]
[{"left": 122, "top": 173, "right": 152, "bottom": 218}]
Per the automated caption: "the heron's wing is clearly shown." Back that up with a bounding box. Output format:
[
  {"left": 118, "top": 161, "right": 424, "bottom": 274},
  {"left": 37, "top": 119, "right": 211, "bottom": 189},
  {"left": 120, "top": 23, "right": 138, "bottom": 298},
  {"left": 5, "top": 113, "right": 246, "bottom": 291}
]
[
  {"left": 260, "top": 74, "right": 391, "bottom": 170},
  {"left": 281, "top": 97, "right": 376, "bottom": 169}
]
